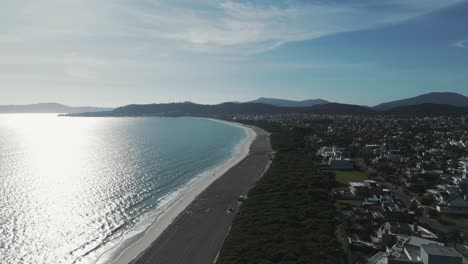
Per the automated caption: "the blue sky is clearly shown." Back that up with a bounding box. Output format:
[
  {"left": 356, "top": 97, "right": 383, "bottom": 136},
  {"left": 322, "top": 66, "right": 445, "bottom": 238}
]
[{"left": 1, "top": 0, "right": 467, "bottom": 107}]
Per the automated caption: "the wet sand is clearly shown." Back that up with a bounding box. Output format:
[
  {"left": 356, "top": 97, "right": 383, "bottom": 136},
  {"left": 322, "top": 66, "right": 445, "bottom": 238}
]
[{"left": 130, "top": 126, "right": 273, "bottom": 264}]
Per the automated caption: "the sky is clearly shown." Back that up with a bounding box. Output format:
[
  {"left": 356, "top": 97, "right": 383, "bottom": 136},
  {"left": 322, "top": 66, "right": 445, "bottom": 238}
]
[{"left": 1, "top": 0, "right": 467, "bottom": 107}]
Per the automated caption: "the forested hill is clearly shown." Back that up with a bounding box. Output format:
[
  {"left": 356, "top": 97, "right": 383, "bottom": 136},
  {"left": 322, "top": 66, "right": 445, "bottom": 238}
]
[
  {"left": 69, "top": 102, "right": 377, "bottom": 117},
  {"left": 384, "top": 103, "right": 468, "bottom": 116},
  {"left": 67, "top": 101, "right": 468, "bottom": 117},
  {"left": 0, "top": 103, "right": 112, "bottom": 114},
  {"left": 374, "top": 92, "right": 468, "bottom": 110}
]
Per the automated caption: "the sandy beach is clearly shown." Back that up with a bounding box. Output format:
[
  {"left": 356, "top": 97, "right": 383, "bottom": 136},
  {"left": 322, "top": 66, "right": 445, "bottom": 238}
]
[{"left": 98, "top": 120, "right": 272, "bottom": 264}]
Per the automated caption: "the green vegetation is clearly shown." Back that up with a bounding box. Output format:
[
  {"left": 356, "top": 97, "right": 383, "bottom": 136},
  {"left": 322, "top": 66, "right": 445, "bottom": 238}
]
[
  {"left": 425, "top": 208, "right": 440, "bottom": 219},
  {"left": 417, "top": 195, "right": 436, "bottom": 207},
  {"left": 335, "top": 199, "right": 363, "bottom": 210},
  {"left": 439, "top": 215, "right": 468, "bottom": 242},
  {"left": 446, "top": 228, "right": 465, "bottom": 244},
  {"left": 337, "top": 222, "right": 353, "bottom": 264},
  {"left": 216, "top": 122, "right": 337, "bottom": 264},
  {"left": 332, "top": 172, "right": 366, "bottom": 263},
  {"left": 333, "top": 170, "right": 369, "bottom": 186}
]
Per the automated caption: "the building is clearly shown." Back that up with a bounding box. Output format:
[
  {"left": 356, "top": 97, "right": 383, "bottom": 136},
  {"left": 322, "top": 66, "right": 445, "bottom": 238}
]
[
  {"left": 317, "top": 146, "right": 344, "bottom": 159},
  {"left": 349, "top": 180, "right": 384, "bottom": 197},
  {"left": 460, "top": 158, "right": 468, "bottom": 178},
  {"left": 367, "top": 236, "right": 446, "bottom": 264},
  {"left": 436, "top": 195, "right": 468, "bottom": 215},
  {"left": 350, "top": 182, "right": 369, "bottom": 196},
  {"left": 321, "top": 157, "right": 354, "bottom": 170},
  {"left": 382, "top": 149, "right": 402, "bottom": 163},
  {"left": 420, "top": 244, "right": 463, "bottom": 264},
  {"left": 374, "top": 222, "right": 439, "bottom": 248}
]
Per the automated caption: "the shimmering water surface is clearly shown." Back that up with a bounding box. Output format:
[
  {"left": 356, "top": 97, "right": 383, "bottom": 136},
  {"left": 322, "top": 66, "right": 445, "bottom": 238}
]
[{"left": 0, "top": 114, "right": 246, "bottom": 264}]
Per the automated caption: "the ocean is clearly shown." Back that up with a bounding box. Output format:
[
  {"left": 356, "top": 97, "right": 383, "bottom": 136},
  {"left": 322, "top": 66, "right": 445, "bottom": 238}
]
[{"left": 0, "top": 114, "right": 248, "bottom": 264}]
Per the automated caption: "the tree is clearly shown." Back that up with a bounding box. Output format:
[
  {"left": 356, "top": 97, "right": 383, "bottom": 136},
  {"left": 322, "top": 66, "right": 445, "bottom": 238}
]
[
  {"left": 410, "top": 200, "right": 419, "bottom": 211},
  {"left": 425, "top": 208, "right": 439, "bottom": 219},
  {"left": 447, "top": 228, "right": 463, "bottom": 245},
  {"left": 418, "top": 195, "right": 436, "bottom": 206}
]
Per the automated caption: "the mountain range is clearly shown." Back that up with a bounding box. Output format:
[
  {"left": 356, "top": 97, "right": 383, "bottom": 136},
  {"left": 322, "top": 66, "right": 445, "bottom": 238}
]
[
  {"left": 248, "top": 97, "right": 329, "bottom": 107},
  {"left": 384, "top": 103, "right": 468, "bottom": 116},
  {"left": 373, "top": 92, "right": 468, "bottom": 110},
  {"left": 3, "top": 92, "right": 468, "bottom": 116},
  {"left": 72, "top": 102, "right": 376, "bottom": 117},
  {"left": 247, "top": 92, "right": 468, "bottom": 110},
  {"left": 0, "top": 103, "right": 112, "bottom": 114}
]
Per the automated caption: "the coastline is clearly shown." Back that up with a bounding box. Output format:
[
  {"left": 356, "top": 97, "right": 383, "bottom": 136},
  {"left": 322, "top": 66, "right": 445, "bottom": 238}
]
[{"left": 97, "top": 118, "right": 259, "bottom": 264}]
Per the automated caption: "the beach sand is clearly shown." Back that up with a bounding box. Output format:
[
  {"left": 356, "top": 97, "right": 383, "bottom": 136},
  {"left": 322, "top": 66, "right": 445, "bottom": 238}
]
[{"left": 101, "top": 121, "right": 272, "bottom": 264}]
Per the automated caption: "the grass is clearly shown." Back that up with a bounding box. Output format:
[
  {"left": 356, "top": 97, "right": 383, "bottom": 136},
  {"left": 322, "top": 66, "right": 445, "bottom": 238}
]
[{"left": 333, "top": 170, "right": 369, "bottom": 186}]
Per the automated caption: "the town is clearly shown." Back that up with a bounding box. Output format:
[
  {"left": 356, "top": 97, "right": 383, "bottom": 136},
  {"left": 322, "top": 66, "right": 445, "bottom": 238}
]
[{"left": 231, "top": 114, "right": 468, "bottom": 264}]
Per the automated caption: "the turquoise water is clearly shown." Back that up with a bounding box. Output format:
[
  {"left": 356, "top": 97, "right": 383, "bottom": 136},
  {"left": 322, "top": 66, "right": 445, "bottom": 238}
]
[{"left": 0, "top": 114, "right": 247, "bottom": 264}]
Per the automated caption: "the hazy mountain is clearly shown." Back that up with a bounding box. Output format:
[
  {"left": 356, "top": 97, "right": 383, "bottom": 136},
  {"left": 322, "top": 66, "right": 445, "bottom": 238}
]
[
  {"left": 71, "top": 102, "right": 376, "bottom": 117},
  {"left": 249, "top": 97, "right": 330, "bottom": 107},
  {"left": 384, "top": 103, "right": 468, "bottom": 116},
  {"left": 0, "top": 103, "right": 113, "bottom": 114},
  {"left": 374, "top": 92, "right": 468, "bottom": 110}
]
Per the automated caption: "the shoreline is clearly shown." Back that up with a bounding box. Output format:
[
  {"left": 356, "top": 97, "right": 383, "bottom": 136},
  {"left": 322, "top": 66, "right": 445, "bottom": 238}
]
[
  {"left": 97, "top": 118, "right": 258, "bottom": 264},
  {"left": 130, "top": 123, "right": 272, "bottom": 264}
]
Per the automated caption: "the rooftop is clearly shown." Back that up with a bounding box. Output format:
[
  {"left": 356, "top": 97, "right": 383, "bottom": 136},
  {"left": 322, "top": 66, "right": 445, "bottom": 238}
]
[
  {"left": 350, "top": 182, "right": 367, "bottom": 187},
  {"left": 421, "top": 244, "right": 463, "bottom": 258}
]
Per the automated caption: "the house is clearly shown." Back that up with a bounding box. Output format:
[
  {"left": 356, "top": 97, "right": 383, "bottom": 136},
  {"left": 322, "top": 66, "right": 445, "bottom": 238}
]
[
  {"left": 420, "top": 244, "right": 463, "bottom": 264},
  {"left": 382, "top": 149, "right": 402, "bottom": 163},
  {"left": 459, "top": 158, "right": 468, "bottom": 178},
  {"left": 459, "top": 178, "right": 468, "bottom": 192},
  {"left": 362, "top": 144, "right": 380, "bottom": 157},
  {"left": 381, "top": 201, "right": 416, "bottom": 221},
  {"left": 349, "top": 180, "right": 384, "bottom": 197},
  {"left": 368, "top": 236, "right": 446, "bottom": 264},
  {"left": 436, "top": 195, "right": 468, "bottom": 215},
  {"left": 350, "top": 182, "right": 369, "bottom": 196},
  {"left": 321, "top": 157, "right": 354, "bottom": 170},
  {"left": 329, "top": 157, "right": 354, "bottom": 170},
  {"left": 366, "top": 180, "right": 384, "bottom": 196},
  {"left": 318, "top": 145, "right": 354, "bottom": 170},
  {"left": 317, "top": 146, "right": 344, "bottom": 159},
  {"left": 374, "top": 222, "right": 438, "bottom": 248}
]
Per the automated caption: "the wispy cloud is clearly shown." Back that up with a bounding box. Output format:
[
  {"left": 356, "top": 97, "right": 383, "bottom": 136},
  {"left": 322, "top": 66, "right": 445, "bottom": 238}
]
[
  {"left": 453, "top": 39, "right": 468, "bottom": 48},
  {"left": 0, "top": 0, "right": 464, "bottom": 56},
  {"left": 119, "top": 0, "right": 464, "bottom": 55}
]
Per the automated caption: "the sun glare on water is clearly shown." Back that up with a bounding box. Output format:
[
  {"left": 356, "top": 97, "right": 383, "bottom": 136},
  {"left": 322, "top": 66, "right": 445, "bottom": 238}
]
[
  {"left": 0, "top": 114, "right": 126, "bottom": 263},
  {"left": 0, "top": 114, "right": 245, "bottom": 264}
]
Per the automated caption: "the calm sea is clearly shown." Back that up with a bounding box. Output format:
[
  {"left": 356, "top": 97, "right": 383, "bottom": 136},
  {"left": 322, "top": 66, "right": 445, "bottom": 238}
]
[{"left": 0, "top": 114, "right": 247, "bottom": 264}]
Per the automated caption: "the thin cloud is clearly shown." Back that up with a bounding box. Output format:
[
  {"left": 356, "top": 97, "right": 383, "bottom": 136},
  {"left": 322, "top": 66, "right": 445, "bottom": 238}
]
[
  {"left": 453, "top": 39, "right": 468, "bottom": 48},
  {"left": 120, "top": 0, "right": 464, "bottom": 55},
  {"left": 0, "top": 0, "right": 464, "bottom": 56}
]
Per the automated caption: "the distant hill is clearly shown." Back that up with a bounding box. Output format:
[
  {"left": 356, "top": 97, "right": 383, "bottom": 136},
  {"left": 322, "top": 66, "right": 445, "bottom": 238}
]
[
  {"left": 301, "top": 103, "right": 377, "bottom": 115},
  {"left": 71, "top": 102, "right": 376, "bottom": 117},
  {"left": 374, "top": 92, "right": 468, "bottom": 110},
  {"left": 0, "top": 103, "right": 113, "bottom": 114},
  {"left": 249, "top": 97, "right": 329, "bottom": 107},
  {"left": 384, "top": 103, "right": 468, "bottom": 116}
]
